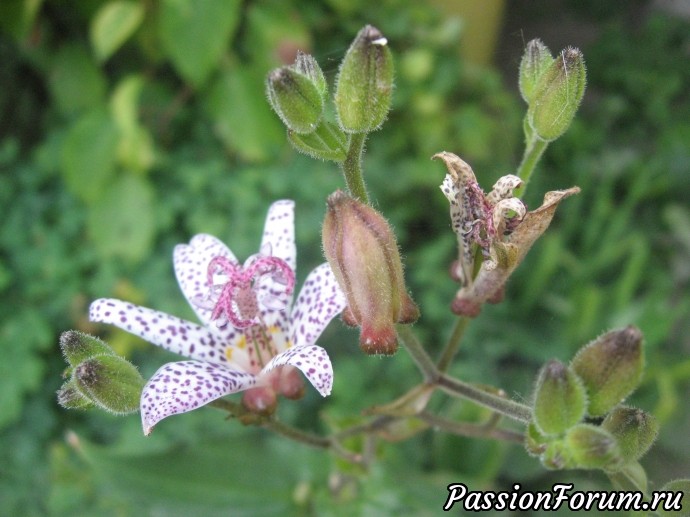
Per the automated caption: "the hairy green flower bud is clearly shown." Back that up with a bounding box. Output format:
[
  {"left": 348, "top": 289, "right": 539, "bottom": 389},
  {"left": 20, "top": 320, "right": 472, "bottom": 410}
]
[
  {"left": 519, "top": 39, "right": 554, "bottom": 105},
  {"left": 540, "top": 440, "right": 572, "bottom": 470},
  {"left": 528, "top": 46, "right": 586, "bottom": 141},
  {"left": 571, "top": 326, "right": 644, "bottom": 417},
  {"left": 322, "top": 190, "right": 419, "bottom": 355},
  {"left": 334, "top": 25, "right": 394, "bottom": 133},
  {"left": 602, "top": 406, "right": 659, "bottom": 466},
  {"left": 60, "top": 330, "right": 115, "bottom": 366},
  {"left": 57, "top": 380, "right": 95, "bottom": 410},
  {"left": 73, "top": 354, "right": 144, "bottom": 415},
  {"left": 293, "top": 50, "right": 327, "bottom": 99},
  {"left": 565, "top": 423, "right": 623, "bottom": 471},
  {"left": 658, "top": 479, "right": 690, "bottom": 517},
  {"left": 532, "top": 359, "right": 587, "bottom": 436},
  {"left": 266, "top": 61, "right": 325, "bottom": 134}
]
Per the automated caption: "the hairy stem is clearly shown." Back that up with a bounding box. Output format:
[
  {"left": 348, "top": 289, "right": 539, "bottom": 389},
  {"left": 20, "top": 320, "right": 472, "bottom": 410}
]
[
  {"left": 436, "top": 316, "right": 471, "bottom": 372},
  {"left": 419, "top": 411, "right": 524, "bottom": 444},
  {"left": 437, "top": 374, "right": 532, "bottom": 423},
  {"left": 397, "top": 324, "right": 439, "bottom": 382},
  {"left": 341, "top": 132, "right": 369, "bottom": 203},
  {"left": 515, "top": 132, "right": 549, "bottom": 199}
]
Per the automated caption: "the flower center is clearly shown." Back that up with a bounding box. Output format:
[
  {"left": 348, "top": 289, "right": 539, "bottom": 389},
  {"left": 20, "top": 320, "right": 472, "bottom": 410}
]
[{"left": 204, "top": 254, "right": 295, "bottom": 329}]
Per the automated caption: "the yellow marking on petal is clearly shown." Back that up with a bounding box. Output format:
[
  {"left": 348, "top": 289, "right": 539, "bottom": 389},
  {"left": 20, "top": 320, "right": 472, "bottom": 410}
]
[
  {"left": 268, "top": 324, "right": 291, "bottom": 349},
  {"left": 225, "top": 347, "right": 233, "bottom": 361},
  {"left": 237, "top": 334, "right": 247, "bottom": 349}
]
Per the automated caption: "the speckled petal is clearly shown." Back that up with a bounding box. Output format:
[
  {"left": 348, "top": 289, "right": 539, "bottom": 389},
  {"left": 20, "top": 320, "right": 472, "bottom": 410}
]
[
  {"left": 261, "top": 344, "right": 333, "bottom": 397},
  {"left": 260, "top": 200, "right": 296, "bottom": 270},
  {"left": 89, "top": 298, "right": 243, "bottom": 367},
  {"left": 289, "top": 263, "right": 347, "bottom": 348},
  {"left": 256, "top": 200, "right": 296, "bottom": 329},
  {"left": 174, "top": 233, "right": 238, "bottom": 330},
  {"left": 140, "top": 360, "right": 257, "bottom": 434}
]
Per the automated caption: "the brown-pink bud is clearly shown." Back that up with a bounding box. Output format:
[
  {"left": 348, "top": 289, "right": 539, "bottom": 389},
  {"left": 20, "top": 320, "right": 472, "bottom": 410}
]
[{"left": 322, "top": 191, "right": 419, "bottom": 355}]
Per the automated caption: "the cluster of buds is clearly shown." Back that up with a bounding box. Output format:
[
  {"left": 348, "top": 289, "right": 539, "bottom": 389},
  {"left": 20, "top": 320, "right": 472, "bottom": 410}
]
[
  {"left": 526, "top": 327, "right": 658, "bottom": 473},
  {"left": 57, "top": 330, "right": 144, "bottom": 415},
  {"left": 322, "top": 191, "right": 419, "bottom": 355},
  {"left": 266, "top": 25, "right": 394, "bottom": 161},
  {"left": 519, "top": 39, "right": 587, "bottom": 142}
]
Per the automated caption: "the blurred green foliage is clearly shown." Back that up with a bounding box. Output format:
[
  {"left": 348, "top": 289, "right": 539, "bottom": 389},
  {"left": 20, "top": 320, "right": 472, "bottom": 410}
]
[{"left": 0, "top": 0, "right": 688, "bottom": 515}]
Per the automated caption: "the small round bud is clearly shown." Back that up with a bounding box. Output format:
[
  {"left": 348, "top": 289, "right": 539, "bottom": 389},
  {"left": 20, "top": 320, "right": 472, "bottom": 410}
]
[
  {"left": 242, "top": 386, "right": 277, "bottom": 416},
  {"left": 278, "top": 366, "right": 306, "bottom": 400},
  {"left": 60, "top": 330, "right": 115, "bottom": 366},
  {"left": 293, "top": 51, "right": 327, "bottom": 99},
  {"left": 602, "top": 406, "right": 659, "bottom": 465},
  {"left": 571, "top": 326, "right": 644, "bottom": 417},
  {"left": 266, "top": 66, "right": 324, "bottom": 134},
  {"left": 532, "top": 359, "right": 587, "bottom": 436},
  {"left": 57, "top": 380, "right": 95, "bottom": 410},
  {"left": 565, "top": 423, "right": 623, "bottom": 471},
  {"left": 334, "top": 25, "right": 394, "bottom": 133},
  {"left": 658, "top": 479, "right": 690, "bottom": 516}
]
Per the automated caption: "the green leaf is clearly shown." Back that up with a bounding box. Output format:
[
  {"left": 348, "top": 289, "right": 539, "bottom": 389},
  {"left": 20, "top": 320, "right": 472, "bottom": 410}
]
[
  {"left": 60, "top": 109, "right": 119, "bottom": 203},
  {"left": 157, "top": 0, "right": 241, "bottom": 87},
  {"left": 90, "top": 1, "right": 144, "bottom": 62},
  {"left": 49, "top": 44, "right": 107, "bottom": 116},
  {"left": 87, "top": 174, "right": 156, "bottom": 262},
  {"left": 0, "top": 309, "right": 52, "bottom": 429},
  {"left": 206, "top": 66, "right": 284, "bottom": 162},
  {"left": 110, "top": 76, "right": 156, "bottom": 173}
]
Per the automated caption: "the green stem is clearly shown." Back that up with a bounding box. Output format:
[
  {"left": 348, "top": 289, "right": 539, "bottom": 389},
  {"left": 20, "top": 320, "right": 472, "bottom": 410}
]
[
  {"left": 341, "top": 132, "right": 369, "bottom": 203},
  {"left": 209, "top": 399, "right": 329, "bottom": 449},
  {"left": 436, "top": 316, "right": 471, "bottom": 372},
  {"left": 264, "top": 417, "right": 331, "bottom": 449},
  {"left": 418, "top": 411, "right": 524, "bottom": 444},
  {"left": 437, "top": 374, "right": 532, "bottom": 423},
  {"left": 515, "top": 133, "right": 549, "bottom": 199},
  {"left": 397, "top": 324, "right": 439, "bottom": 382}
]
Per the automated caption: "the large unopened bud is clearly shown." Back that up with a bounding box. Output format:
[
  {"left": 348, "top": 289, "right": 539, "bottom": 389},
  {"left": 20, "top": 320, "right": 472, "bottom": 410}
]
[
  {"left": 519, "top": 39, "right": 554, "bottom": 105},
  {"left": 73, "top": 354, "right": 144, "bottom": 415},
  {"left": 334, "top": 25, "right": 394, "bottom": 133},
  {"left": 527, "top": 46, "right": 586, "bottom": 141},
  {"left": 571, "top": 326, "right": 644, "bottom": 417},
  {"left": 322, "top": 191, "right": 419, "bottom": 355}
]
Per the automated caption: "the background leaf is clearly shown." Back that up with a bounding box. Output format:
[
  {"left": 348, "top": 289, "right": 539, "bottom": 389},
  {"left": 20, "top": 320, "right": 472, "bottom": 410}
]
[
  {"left": 157, "top": 0, "right": 241, "bottom": 87},
  {"left": 87, "top": 174, "right": 156, "bottom": 263},
  {"left": 90, "top": 1, "right": 144, "bottom": 62},
  {"left": 60, "top": 108, "right": 119, "bottom": 203}
]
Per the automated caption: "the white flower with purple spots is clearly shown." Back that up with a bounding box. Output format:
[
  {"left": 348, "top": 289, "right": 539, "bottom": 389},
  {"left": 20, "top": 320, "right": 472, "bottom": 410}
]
[{"left": 89, "top": 200, "right": 347, "bottom": 435}]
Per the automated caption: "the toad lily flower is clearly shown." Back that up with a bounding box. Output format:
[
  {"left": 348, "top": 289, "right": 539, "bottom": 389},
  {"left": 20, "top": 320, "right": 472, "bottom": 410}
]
[
  {"left": 434, "top": 152, "right": 579, "bottom": 317},
  {"left": 89, "top": 200, "right": 347, "bottom": 434}
]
